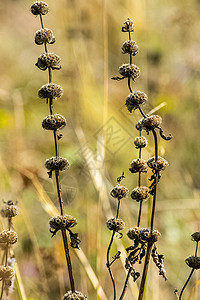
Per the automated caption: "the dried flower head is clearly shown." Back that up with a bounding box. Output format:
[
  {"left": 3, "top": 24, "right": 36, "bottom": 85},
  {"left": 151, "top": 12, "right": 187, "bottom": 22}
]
[
  {"left": 122, "top": 18, "right": 134, "bottom": 32},
  {"left": 119, "top": 64, "right": 140, "bottom": 81},
  {"left": 122, "top": 41, "right": 138, "bottom": 56},
  {"left": 140, "top": 228, "right": 161, "bottom": 243},
  {"left": 35, "top": 28, "right": 55, "bottom": 45},
  {"left": 126, "top": 91, "right": 148, "bottom": 113},
  {"left": 1, "top": 202, "right": 18, "bottom": 218},
  {"left": 49, "top": 215, "right": 77, "bottom": 230},
  {"left": 106, "top": 217, "right": 125, "bottom": 232},
  {"left": 45, "top": 157, "right": 70, "bottom": 172},
  {"left": 134, "top": 136, "right": 148, "bottom": 149},
  {"left": 191, "top": 232, "right": 200, "bottom": 242},
  {"left": 36, "top": 53, "right": 61, "bottom": 71},
  {"left": 38, "top": 83, "right": 63, "bottom": 99},
  {"left": 131, "top": 186, "right": 150, "bottom": 202},
  {"left": 63, "top": 290, "right": 87, "bottom": 300},
  {"left": 0, "top": 266, "right": 14, "bottom": 281},
  {"left": 127, "top": 227, "right": 141, "bottom": 240},
  {"left": 136, "top": 115, "right": 162, "bottom": 133},
  {"left": 129, "top": 158, "right": 148, "bottom": 173},
  {"left": 185, "top": 256, "right": 200, "bottom": 269},
  {"left": 42, "top": 114, "right": 66, "bottom": 130},
  {"left": 110, "top": 185, "right": 129, "bottom": 200},
  {"left": 31, "top": 1, "right": 48, "bottom": 15},
  {"left": 0, "top": 230, "right": 18, "bottom": 244},
  {"left": 147, "top": 156, "right": 169, "bottom": 171}
]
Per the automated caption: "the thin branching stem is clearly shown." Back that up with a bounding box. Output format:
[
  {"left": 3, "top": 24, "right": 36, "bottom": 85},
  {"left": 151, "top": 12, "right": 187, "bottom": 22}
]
[
  {"left": 106, "top": 231, "right": 117, "bottom": 300},
  {"left": 119, "top": 268, "right": 132, "bottom": 300}
]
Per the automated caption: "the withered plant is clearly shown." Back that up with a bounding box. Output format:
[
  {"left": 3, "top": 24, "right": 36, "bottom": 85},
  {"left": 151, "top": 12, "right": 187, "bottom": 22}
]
[{"left": 30, "top": 2, "right": 86, "bottom": 299}]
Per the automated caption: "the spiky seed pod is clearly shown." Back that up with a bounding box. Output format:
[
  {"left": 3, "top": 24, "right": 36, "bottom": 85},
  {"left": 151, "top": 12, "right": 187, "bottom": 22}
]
[
  {"left": 136, "top": 115, "right": 162, "bottom": 133},
  {"left": 0, "top": 266, "right": 15, "bottom": 281},
  {"left": 35, "top": 28, "right": 55, "bottom": 45},
  {"left": 131, "top": 186, "right": 150, "bottom": 202},
  {"left": 38, "top": 83, "right": 63, "bottom": 99},
  {"left": 42, "top": 114, "right": 66, "bottom": 130},
  {"left": 45, "top": 157, "right": 70, "bottom": 172},
  {"left": 134, "top": 136, "right": 148, "bottom": 149},
  {"left": 185, "top": 256, "right": 200, "bottom": 269},
  {"left": 127, "top": 226, "right": 141, "bottom": 240},
  {"left": 191, "top": 232, "right": 200, "bottom": 242},
  {"left": 147, "top": 156, "right": 169, "bottom": 171},
  {"left": 140, "top": 228, "right": 161, "bottom": 243},
  {"left": 0, "top": 230, "right": 18, "bottom": 244},
  {"left": 106, "top": 217, "right": 125, "bottom": 232},
  {"left": 1, "top": 203, "right": 18, "bottom": 218},
  {"left": 110, "top": 185, "right": 129, "bottom": 200},
  {"left": 119, "top": 64, "right": 140, "bottom": 81},
  {"left": 49, "top": 215, "right": 77, "bottom": 230},
  {"left": 129, "top": 158, "right": 148, "bottom": 173},
  {"left": 30, "top": 1, "right": 48, "bottom": 15},
  {"left": 122, "top": 18, "right": 134, "bottom": 32},
  {"left": 122, "top": 41, "right": 138, "bottom": 56},
  {"left": 36, "top": 53, "right": 61, "bottom": 71},
  {"left": 63, "top": 290, "right": 87, "bottom": 300},
  {"left": 126, "top": 91, "right": 148, "bottom": 113}
]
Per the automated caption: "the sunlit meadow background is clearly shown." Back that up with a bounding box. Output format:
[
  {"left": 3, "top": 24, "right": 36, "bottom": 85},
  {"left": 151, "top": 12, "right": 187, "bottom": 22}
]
[{"left": 0, "top": 0, "right": 200, "bottom": 299}]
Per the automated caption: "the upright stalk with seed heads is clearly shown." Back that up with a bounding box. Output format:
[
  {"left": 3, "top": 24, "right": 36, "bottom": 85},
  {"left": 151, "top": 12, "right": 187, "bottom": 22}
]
[
  {"left": 0, "top": 200, "right": 18, "bottom": 299},
  {"left": 30, "top": 2, "right": 86, "bottom": 299},
  {"left": 112, "top": 18, "right": 172, "bottom": 300}
]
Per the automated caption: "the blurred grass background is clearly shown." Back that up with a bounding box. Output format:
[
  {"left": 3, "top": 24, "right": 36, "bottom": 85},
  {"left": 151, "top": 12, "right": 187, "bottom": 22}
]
[{"left": 0, "top": 0, "right": 200, "bottom": 299}]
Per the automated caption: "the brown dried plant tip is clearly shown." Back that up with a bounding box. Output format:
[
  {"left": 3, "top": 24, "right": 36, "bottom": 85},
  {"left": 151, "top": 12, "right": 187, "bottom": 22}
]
[
  {"left": 49, "top": 215, "right": 77, "bottom": 230},
  {"left": 0, "top": 266, "right": 15, "bottom": 281},
  {"left": 38, "top": 83, "right": 63, "bottom": 99},
  {"left": 63, "top": 290, "right": 87, "bottom": 300},
  {"left": 127, "top": 226, "right": 141, "bottom": 240},
  {"left": 35, "top": 28, "right": 55, "bottom": 45},
  {"left": 129, "top": 158, "right": 148, "bottom": 173},
  {"left": 0, "top": 230, "right": 18, "bottom": 244},
  {"left": 1, "top": 203, "right": 18, "bottom": 218},
  {"left": 131, "top": 186, "right": 150, "bottom": 202},
  {"left": 122, "top": 41, "right": 138, "bottom": 56},
  {"left": 185, "top": 256, "right": 200, "bottom": 269},
  {"left": 122, "top": 18, "right": 134, "bottom": 32},
  {"left": 106, "top": 217, "right": 125, "bottom": 232},
  {"left": 119, "top": 64, "right": 140, "bottom": 81},
  {"left": 134, "top": 136, "right": 148, "bottom": 149},
  {"left": 147, "top": 156, "right": 169, "bottom": 171},
  {"left": 31, "top": 1, "right": 48, "bottom": 15},
  {"left": 191, "top": 232, "right": 200, "bottom": 242},
  {"left": 36, "top": 53, "right": 61, "bottom": 71},
  {"left": 126, "top": 91, "right": 147, "bottom": 113},
  {"left": 45, "top": 157, "right": 70, "bottom": 172},
  {"left": 136, "top": 115, "right": 162, "bottom": 132},
  {"left": 127, "top": 227, "right": 160, "bottom": 243},
  {"left": 110, "top": 185, "right": 129, "bottom": 200},
  {"left": 42, "top": 114, "right": 66, "bottom": 130}
]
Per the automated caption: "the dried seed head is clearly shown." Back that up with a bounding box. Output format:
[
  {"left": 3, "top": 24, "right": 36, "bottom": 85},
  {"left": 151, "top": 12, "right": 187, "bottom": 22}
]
[
  {"left": 129, "top": 158, "right": 148, "bottom": 173},
  {"left": 0, "top": 230, "right": 18, "bottom": 244},
  {"left": 63, "top": 290, "right": 87, "bottom": 300},
  {"left": 42, "top": 114, "right": 66, "bottom": 130},
  {"left": 35, "top": 28, "right": 55, "bottom": 45},
  {"left": 122, "top": 18, "right": 134, "bottom": 32},
  {"left": 119, "top": 64, "right": 140, "bottom": 81},
  {"left": 49, "top": 215, "right": 77, "bottom": 230},
  {"left": 45, "top": 157, "right": 70, "bottom": 172},
  {"left": 1, "top": 203, "right": 18, "bottom": 218},
  {"left": 140, "top": 228, "right": 161, "bottom": 243},
  {"left": 127, "top": 226, "right": 141, "bottom": 240},
  {"left": 147, "top": 156, "right": 169, "bottom": 171},
  {"left": 191, "top": 232, "right": 200, "bottom": 242},
  {"left": 36, "top": 53, "right": 61, "bottom": 71},
  {"left": 106, "top": 217, "right": 125, "bottom": 232},
  {"left": 131, "top": 186, "right": 150, "bottom": 202},
  {"left": 122, "top": 41, "right": 138, "bottom": 56},
  {"left": 110, "top": 185, "right": 129, "bottom": 200},
  {"left": 134, "top": 136, "right": 148, "bottom": 149},
  {"left": 126, "top": 91, "right": 148, "bottom": 113},
  {"left": 31, "top": 1, "right": 48, "bottom": 15},
  {"left": 0, "top": 266, "right": 15, "bottom": 281},
  {"left": 38, "top": 83, "right": 63, "bottom": 99},
  {"left": 143, "top": 115, "right": 162, "bottom": 129},
  {"left": 185, "top": 256, "right": 200, "bottom": 269}
]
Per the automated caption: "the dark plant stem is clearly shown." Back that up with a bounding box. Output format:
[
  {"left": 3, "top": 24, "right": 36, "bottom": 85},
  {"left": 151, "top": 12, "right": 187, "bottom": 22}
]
[
  {"left": 106, "top": 231, "right": 117, "bottom": 300},
  {"left": 39, "top": 13, "right": 76, "bottom": 293},
  {"left": 137, "top": 130, "right": 143, "bottom": 227},
  {"left": 179, "top": 241, "right": 199, "bottom": 300},
  {"left": 119, "top": 268, "right": 132, "bottom": 300}
]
